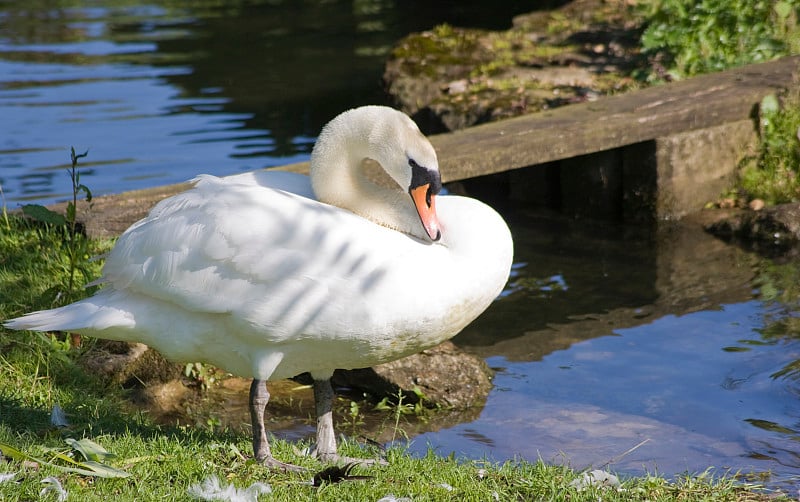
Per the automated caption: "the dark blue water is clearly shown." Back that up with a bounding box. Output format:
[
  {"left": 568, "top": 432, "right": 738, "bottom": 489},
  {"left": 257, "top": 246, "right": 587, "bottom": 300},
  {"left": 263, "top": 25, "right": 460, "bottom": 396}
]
[
  {"left": 0, "top": 0, "right": 535, "bottom": 206},
  {"left": 394, "top": 215, "right": 800, "bottom": 491},
  {"left": 417, "top": 301, "right": 800, "bottom": 481}
]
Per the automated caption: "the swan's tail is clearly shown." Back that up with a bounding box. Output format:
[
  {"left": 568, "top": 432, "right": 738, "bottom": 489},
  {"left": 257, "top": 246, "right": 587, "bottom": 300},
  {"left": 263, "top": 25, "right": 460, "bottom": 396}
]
[{"left": 4, "top": 291, "right": 135, "bottom": 334}]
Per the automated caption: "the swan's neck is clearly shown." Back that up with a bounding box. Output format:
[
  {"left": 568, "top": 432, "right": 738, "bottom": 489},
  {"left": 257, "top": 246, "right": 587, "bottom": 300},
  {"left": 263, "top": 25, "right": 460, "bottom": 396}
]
[
  {"left": 310, "top": 112, "right": 427, "bottom": 240},
  {"left": 316, "top": 155, "right": 420, "bottom": 238}
]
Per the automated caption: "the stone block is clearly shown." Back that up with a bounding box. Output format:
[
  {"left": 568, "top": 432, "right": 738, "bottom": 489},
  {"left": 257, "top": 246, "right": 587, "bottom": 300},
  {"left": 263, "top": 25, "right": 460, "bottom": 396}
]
[{"left": 654, "top": 119, "right": 757, "bottom": 219}]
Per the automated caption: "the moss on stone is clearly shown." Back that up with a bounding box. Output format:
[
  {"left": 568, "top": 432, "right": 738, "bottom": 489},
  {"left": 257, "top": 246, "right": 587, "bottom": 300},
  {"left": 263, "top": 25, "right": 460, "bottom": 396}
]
[{"left": 384, "top": 0, "right": 647, "bottom": 132}]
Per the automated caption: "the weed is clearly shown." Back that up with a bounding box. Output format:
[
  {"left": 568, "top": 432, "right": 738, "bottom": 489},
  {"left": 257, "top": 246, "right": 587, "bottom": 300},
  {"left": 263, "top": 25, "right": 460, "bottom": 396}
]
[
  {"left": 0, "top": 183, "right": 9, "bottom": 231},
  {"left": 374, "top": 386, "right": 433, "bottom": 442},
  {"left": 738, "top": 91, "right": 800, "bottom": 204},
  {"left": 345, "top": 399, "right": 365, "bottom": 433},
  {"left": 183, "top": 362, "right": 218, "bottom": 391},
  {"left": 374, "top": 386, "right": 431, "bottom": 417},
  {"left": 19, "top": 147, "right": 95, "bottom": 303},
  {"left": 65, "top": 147, "right": 93, "bottom": 291}
]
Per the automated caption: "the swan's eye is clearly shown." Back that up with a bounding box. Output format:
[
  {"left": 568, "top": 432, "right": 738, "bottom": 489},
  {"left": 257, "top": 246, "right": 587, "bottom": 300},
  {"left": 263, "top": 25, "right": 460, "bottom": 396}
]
[{"left": 408, "top": 156, "right": 442, "bottom": 198}]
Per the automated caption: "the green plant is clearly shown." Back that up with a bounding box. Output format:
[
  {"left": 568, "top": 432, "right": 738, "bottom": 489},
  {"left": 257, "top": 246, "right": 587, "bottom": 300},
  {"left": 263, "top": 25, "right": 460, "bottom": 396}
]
[
  {"left": 345, "top": 399, "right": 365, "bottom": 432},
  {"left": 373, "top": 386, "right": 433, "bottom": 442},
  {"left": 374, "top": 386, "right": 429, "bottom": 417},
  {"left": 20, "top": 147, "right": 94, "bottom": 299},
  {"left": 0, "top": 183, "right": 9, "bottom": 231},
  {"left": 739, "top": 92, "right": 800, "bottom": 203},
  {"left": 184, "top": 362, "right": 217, "bottom": 391},
  {"left": 639, "top": 0, "right": 800, "bottom": 80},
  {"left": 65, "top": 148, "right": 93, "bottom": 291}
]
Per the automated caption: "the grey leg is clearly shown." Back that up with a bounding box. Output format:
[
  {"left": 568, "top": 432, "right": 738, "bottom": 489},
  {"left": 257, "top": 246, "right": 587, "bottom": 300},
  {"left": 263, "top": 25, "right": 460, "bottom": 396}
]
[
  {"left": 313, "top": 378, "right": 338, "bottom": 461},
  {"left": 249, "top": 379, "right": 271, "bottom": 461},
  {"left": 312, "top": 378, "right": 387, "bottom": 466},
  {"left": 249, "top": 379, "right": 305, "bottom": 471}
]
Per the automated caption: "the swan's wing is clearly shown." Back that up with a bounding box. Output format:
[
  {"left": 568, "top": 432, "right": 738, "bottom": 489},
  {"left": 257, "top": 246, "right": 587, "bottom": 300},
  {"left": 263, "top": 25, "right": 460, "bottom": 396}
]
[{"left": 99, "top": 174, "right": 412, "bottom": 342}]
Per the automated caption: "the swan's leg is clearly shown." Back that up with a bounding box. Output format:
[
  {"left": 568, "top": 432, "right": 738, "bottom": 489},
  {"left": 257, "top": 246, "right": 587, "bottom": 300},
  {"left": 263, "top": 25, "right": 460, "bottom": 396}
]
[
  {"left": 313, "top": 378, "right": 338, "bottom": 460},
  {"left": 249, "top": 379, "right": 272, "bottom": 460},
  {"left": 249, "top": 379, "right": 305, "bottom": 471},
  {"left": 312, "top": 378, "right": 387, "bottom": 466}
]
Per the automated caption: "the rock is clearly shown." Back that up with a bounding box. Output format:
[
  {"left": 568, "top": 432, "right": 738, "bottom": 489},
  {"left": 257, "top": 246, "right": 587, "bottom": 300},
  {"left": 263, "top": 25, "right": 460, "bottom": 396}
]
[
  {"left": 128, "top": 379, "right": 191, "bottom": 424},
  {"left": 704, "top": 203, "right": 800, "bottom": 255},
  {"left": 331, "top": 341, "right": 493, "bottom": 410},
  {"left": 383, "top": 0, "right": 644, "bottom": 134},
  {"left": 80, "top": 340, "right": 183, "bottom": 387}
]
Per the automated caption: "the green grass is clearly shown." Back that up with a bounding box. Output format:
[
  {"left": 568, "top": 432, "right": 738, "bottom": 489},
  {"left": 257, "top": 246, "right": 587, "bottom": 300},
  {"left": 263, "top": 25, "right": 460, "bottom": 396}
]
[
  {"left": 737, "top": 91, "right": 800, "bottom": 204},
  {"left": 0, "top": 426, "right": 780, "bottom": 501},
  {"left": 0, "top": 214, "right": 788, "bottom": 500}
]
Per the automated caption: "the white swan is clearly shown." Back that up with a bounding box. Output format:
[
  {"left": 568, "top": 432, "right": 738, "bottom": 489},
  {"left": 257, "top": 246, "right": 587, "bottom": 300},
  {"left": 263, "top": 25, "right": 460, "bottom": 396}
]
[{"left": 5, "top": 106, "right": 514, "bottom": 469}]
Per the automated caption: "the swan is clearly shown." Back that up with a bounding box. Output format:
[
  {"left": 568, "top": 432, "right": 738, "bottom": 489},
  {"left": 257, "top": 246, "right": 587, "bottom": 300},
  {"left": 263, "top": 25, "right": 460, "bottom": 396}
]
[{"left": 5, "top": 105, "right": 514, "bottom": 469}]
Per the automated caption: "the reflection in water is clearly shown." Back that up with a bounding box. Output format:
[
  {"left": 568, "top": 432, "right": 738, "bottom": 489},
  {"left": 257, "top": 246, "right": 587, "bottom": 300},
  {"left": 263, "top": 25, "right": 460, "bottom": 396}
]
[
  {"left": 458, "top": 428, "right": 495, "bottom": 449},
  {"left": 414, "top": 299, "right": 800, "bottom": 489},
  {"left": 0, "top": 0, "right": 536, "bottom": 206},
  {"left": 408, "top": 214, "right": 800, "bottom": 490}
]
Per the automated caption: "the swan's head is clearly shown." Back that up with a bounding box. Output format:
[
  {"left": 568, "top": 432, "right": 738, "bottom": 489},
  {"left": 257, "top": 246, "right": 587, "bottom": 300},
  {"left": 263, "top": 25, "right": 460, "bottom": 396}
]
[
  {"left": 377, "top": 111, "right": 442, "bottom": 242},
  {"left": 311, "top": 106, "right": 443, "bottom": 242}
]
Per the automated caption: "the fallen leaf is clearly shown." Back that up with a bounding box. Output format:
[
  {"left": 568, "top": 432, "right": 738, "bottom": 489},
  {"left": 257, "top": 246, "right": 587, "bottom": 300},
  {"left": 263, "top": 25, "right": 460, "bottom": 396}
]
[{"left": 65, "top": 438, "right": 116, "bottom": 462}]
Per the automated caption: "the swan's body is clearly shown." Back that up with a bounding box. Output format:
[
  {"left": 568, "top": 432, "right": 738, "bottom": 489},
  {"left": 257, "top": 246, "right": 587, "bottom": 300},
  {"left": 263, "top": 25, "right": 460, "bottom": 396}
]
[{"left": 5, "top": 106, "right": 513, "bottom": 468}]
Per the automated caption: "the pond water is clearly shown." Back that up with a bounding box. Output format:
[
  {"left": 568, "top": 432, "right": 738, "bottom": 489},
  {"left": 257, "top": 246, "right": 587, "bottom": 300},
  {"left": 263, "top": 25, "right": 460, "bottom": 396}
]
[
  {"left": 2, "top": 0, "right": 799, "bottom": 493},
  {"left": 431, "top": 214, "right": 800, "bottom": 489},
  {"left": 0, "top": 0, "right": 536, "bottom": 206}
]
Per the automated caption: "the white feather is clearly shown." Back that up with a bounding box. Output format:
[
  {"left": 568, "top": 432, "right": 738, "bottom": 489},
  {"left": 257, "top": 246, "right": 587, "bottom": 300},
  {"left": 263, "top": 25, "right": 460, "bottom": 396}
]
[{"left": 188, "top": 475, "right": 272, "bottom": 502}]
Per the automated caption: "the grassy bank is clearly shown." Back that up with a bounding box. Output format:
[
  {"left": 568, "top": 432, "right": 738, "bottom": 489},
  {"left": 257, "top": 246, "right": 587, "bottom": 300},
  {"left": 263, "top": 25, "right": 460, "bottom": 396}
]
[{"left": 0, "top": 214, "right": 790, "bottom": 500}]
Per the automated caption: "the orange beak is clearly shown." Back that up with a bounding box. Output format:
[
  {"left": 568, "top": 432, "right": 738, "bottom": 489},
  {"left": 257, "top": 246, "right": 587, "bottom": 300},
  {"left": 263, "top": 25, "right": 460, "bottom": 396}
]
[{"left": 409, "top": 183, "right": 441, "bottom": 241}]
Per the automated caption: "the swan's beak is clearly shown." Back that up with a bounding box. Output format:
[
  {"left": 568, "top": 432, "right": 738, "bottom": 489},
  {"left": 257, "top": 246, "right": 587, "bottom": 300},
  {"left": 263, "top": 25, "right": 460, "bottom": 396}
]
[{"left": 410, "top": 184, "right": 442, "bottom": 242}]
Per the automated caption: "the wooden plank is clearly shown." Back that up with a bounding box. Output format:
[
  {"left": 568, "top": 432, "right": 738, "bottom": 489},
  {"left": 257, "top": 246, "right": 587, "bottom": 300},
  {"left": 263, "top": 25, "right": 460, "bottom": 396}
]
[
  {"left": 432, "top": 56, "right": 800, "bottom": 182},
  {"left": 272, "top": 57, "right": 799, "bottom": 183},
  {"left": 270, "top": 56, "right": 800, "bottom": 181}
]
